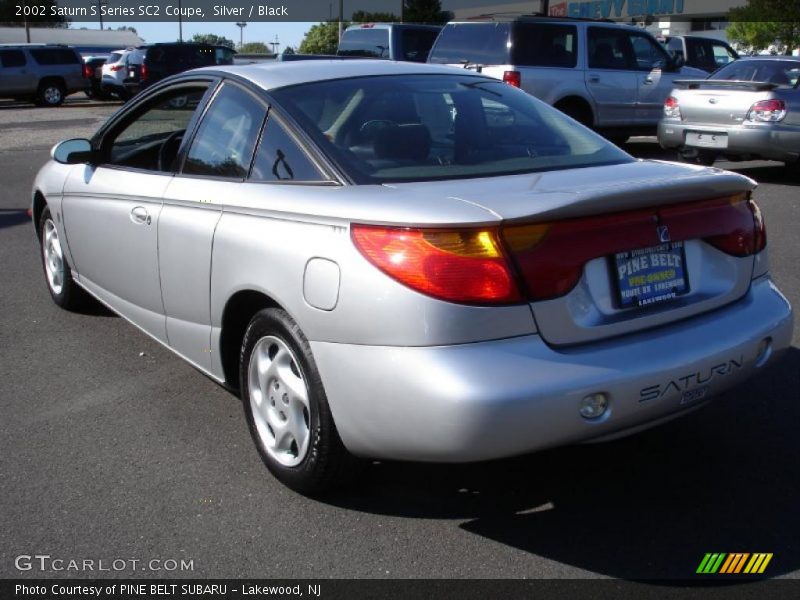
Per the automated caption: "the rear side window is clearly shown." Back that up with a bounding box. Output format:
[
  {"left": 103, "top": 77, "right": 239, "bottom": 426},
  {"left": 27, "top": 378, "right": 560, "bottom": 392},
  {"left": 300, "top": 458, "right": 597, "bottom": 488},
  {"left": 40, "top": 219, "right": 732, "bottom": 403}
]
[
  {"left": 512, "top": 23, "right": 577, "bottom": 68},
  {"left": 428, "top": 23, "right": 510, "bottom": 65},
  {"left": 251, "top": 116, "right": 324, "bottom": 182},
  {"left": 401, "top": 28, "right": 439, "bottom": 62},
  {"left": 587, "top": 27, "right": 632, "bottom": 70},
  {"left": 0, "top": 49, "right": 26, "bottom": 68},
  {"left": 338, "top": 29, "right": 391, "bottom": 58},
  {"left": 30, "top": 48, "right": 80, "bottom": 65},
  {"left": 184, "top": 84, "right": 267, "bottom": 179}
]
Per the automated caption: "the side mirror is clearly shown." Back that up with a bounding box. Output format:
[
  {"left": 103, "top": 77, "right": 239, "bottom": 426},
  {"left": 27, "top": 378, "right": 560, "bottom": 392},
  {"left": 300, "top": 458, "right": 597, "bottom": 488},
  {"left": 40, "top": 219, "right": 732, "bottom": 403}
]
[{"left": 51, "top": 138, "right": 94, "bottom": 165}]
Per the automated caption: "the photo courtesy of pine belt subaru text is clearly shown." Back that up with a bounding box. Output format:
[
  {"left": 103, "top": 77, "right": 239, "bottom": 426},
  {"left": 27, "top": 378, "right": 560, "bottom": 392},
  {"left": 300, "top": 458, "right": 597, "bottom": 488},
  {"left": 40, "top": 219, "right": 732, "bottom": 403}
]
[{"left": 32, "top": 59, "right": 794, "bottom": 494}]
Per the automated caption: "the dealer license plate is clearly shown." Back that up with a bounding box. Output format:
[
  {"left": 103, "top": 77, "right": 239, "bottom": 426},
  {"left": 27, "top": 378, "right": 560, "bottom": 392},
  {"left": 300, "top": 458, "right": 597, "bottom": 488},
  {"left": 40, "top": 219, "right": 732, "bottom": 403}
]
[
  {"left": 614, "top": 242, "right": 689, "bottom": 308},
  {"left": 686, "top": 131, "right": 728, "bottom": 149}
]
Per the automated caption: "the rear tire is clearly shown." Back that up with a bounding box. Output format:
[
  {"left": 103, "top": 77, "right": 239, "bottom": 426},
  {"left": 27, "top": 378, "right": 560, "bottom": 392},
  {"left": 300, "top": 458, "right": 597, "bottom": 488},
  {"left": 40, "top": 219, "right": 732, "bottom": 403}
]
[
  {"left": 37, "top": 80, "right": 65, "bottom": 107},
  {"left": 240, "top": 308, "right": 364, "bottom": 494},
  {"left": 555, "top": 99, "right": 593, "bottom": 128},
  {"left": 679, "top": 148, "right": 716, "bottom": 166},
  {"left": 38, "top": 206, "right": 86, "bottom": 310}
]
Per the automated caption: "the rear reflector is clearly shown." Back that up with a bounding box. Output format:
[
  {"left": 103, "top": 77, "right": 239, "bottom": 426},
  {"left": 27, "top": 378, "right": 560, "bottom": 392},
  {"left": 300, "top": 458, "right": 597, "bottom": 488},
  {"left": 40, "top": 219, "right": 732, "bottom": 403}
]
[
  {"left": 351, "top": 225, "right": 522, "bottom": 304},
  {"left": 503, "top": 70, "right": 521, "bottom": 87}
]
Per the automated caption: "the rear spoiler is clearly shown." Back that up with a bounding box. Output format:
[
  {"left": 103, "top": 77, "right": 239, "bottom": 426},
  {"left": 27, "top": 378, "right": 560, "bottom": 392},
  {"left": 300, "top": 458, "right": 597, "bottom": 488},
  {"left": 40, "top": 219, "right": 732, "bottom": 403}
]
[{"left": 674, "top": 79, "right": 780, "bottom": 91}]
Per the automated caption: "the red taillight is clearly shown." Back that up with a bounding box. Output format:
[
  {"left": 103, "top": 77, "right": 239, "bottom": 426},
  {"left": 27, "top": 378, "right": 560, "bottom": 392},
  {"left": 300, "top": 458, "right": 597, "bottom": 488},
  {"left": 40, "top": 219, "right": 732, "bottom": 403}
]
[
  {"left": 663, "top": 95, "right": 681, "bottom": 118},
  {"left": 351, "top": 225, "right": 522, "bottom": 304},
  {"left": 82, "top": 64, "right": 93, "bottom": 79},
  {"left": 747, "top": 99, "right": 786, "bottom": 122},
  {"left": 110, "top": 64, "right": 124, "bottom": 72},
  {"left": 502, "top": 193, "right": 765, "bottom": 301},
  {"left": 503, "top": 70, "right": 521, "bottom": 87},
  {"left": 140, "top": 63, "right": 148, "bottom": 81}
]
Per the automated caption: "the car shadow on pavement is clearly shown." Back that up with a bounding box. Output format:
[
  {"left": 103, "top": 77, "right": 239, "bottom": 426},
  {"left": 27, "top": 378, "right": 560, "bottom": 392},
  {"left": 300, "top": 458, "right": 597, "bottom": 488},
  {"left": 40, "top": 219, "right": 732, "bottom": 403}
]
[
  {"left": 0, "top": 208, "right": 32, "bottom": 231},
  {"left": 324, "top": 347, "right": 800, "bottom": 581}
]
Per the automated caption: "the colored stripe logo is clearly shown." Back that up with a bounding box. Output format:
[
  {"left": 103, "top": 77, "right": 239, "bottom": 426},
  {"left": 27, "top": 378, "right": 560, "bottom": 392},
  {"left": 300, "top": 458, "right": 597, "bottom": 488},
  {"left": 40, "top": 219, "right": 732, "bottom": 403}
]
[{"left": 697, "top": 553, "right": 773, "bottom": 574}]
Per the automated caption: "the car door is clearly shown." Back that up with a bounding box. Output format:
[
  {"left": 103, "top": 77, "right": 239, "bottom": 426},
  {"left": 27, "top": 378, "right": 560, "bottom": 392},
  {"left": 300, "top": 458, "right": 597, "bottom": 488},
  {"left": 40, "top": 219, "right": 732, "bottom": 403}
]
[
  {"left": 0, "top": 49, "right": 33, "bottom": 95},
  {"left": 585, "top": 27, "right": 638, "bottom": 127},
  {"left": 629, "top": 31, "right": 681, "bottom": 124},
  {"left": 159, "top": 81, "right": 268, "bottom": 370},
  {"left": 61, "top": 81, "right": 212, "bottom": 342}
]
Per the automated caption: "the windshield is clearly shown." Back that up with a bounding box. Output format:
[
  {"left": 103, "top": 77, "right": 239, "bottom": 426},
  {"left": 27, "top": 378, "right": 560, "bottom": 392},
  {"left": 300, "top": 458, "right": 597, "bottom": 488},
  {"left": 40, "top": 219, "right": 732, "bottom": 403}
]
[
  {"left": 710, "top": 59, "right": 800, "bottom": 87},
  {"left": 271, "top": 74, "right": 631, "bottom": 184}
]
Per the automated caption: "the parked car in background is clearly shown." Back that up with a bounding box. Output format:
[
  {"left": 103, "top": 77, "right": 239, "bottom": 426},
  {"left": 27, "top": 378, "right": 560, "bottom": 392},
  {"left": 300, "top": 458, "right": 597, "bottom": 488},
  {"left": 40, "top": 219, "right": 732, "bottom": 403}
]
[
  {"left": 337, "top": 23, "right": 442, "bottom": 62},
  {"left": 428, "top": 16, "right": 707, "bottom": 143},
  {"left": 32, "top": 60, "right": 792, "bottom": 493},
  {"left": 0, "top": 44, "right": 88, "bottom": 106},
  {"left": 100, "top": 48, "right": 138, "bottom": 99},
  {"left": 663, "top": 35, "right": 739, "bottom": 74},
  {"left": 122, "top": 43, "right": 236, "bottom": 97},
  {"left": 658, "top": 56, "right": 800, "bottom": 167},
  {"left": 82, "top": 54, "right": 111, "bottom": 100}
]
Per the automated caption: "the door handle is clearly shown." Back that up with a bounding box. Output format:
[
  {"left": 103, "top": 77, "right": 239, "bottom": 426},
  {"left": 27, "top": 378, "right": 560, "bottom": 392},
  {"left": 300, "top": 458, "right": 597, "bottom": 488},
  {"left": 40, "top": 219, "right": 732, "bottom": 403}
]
[
  {"left": 130, "top": 206, "right": 151, "bottom": 225},
  {"left": 643, "top": 76, "right": 654, "bottom": 85},
  {"left": 589, "top": 76, "right": 600, "bottom": 83}
]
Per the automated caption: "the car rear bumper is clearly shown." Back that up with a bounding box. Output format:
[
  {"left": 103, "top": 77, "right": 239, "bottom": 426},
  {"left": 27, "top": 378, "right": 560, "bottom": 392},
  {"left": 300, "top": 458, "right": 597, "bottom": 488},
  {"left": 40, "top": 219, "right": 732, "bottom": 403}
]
[
  {"left": 311, "top": 276, "right": 793, "bottom": 462},
  {"left": 658, "top": 120, "right": 800, "bottom": 162}
]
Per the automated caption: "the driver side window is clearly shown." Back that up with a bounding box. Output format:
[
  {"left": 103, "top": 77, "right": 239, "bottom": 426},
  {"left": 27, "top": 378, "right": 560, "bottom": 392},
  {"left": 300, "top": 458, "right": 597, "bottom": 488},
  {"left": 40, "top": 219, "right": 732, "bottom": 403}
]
[{"left": 107, "top": 85, "right": 209, "bottom": 172}]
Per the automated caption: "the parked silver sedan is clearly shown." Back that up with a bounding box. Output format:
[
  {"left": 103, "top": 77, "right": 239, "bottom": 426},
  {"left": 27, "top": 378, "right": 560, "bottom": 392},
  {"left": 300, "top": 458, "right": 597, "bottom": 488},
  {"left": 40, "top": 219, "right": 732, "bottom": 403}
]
[
  {"left": 658, "top": 56, "right": 800, "bottom": 167},
  {"left": 33, "top": 60, "right": 793, "bottom": 493}
]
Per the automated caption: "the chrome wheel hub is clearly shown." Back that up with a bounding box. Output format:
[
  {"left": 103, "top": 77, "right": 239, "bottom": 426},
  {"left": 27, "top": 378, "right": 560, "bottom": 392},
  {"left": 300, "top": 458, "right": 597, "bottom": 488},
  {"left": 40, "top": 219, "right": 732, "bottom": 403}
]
[
  {"left": 43, "top": 219, "right": 64, "bottom": 295},
  {"left": 44, "top": 86, "right": 62, "bottom": 104},
  {"left": 248, "top": 336, "right": 311, "bottom": 467}
]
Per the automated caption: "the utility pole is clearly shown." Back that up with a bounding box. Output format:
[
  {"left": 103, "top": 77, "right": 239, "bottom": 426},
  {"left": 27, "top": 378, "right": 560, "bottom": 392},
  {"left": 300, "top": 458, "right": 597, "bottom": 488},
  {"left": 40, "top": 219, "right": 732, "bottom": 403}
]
[
  {"left": 95, "top": 0, "right": 108, "bottom": 30},
  {"left": 22, "top": 0, "right": 30, "bottom": 42},
  {"left": 178, "top": 0, "right": 183, "bottom": 42},
  {"left": 269, "top": 35, "right": 280, "bottom": 54},
  {"left": 236, "top": 22, "right": 247, "bottom": 49},
  {"left": 338, "top": 0, "right": 344, "bottom": 41}
]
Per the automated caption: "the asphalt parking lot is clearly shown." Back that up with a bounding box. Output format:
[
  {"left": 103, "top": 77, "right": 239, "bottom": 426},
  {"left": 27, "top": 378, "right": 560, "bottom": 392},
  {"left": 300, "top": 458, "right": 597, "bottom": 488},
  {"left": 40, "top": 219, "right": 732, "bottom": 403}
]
[{"left": 0, "top": 95, "right": 798, "bottom": 581}]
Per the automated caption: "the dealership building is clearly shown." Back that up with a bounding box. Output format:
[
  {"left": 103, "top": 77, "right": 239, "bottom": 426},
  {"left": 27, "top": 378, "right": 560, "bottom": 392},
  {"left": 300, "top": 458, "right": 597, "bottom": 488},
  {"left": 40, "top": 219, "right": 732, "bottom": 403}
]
[
  {"left": 451, "top": 0, "right": 748, "bottom": 37},
  {"left": 0, "top": 27, "right": 143, "bottom": 54}
]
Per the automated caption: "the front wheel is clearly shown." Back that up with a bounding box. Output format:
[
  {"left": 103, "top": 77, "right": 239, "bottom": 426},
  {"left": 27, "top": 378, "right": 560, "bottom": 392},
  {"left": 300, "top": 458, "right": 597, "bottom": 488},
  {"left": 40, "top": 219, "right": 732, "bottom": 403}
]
[
  {"left": 240, "top": 308, "right": 363, "bottom": 494},
  {"left": 38, "top": 207, "right": 85, "bottom": 309}
]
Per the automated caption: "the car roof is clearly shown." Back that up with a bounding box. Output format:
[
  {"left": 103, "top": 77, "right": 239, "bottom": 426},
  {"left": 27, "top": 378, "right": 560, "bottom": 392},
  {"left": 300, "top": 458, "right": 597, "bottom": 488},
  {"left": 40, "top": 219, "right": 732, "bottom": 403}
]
[
  {"left": 344, "top": 23, "right": 441, "bottom": 31},
  {"left": 199, "top": 59, "right": 480, "bottom": 91}
]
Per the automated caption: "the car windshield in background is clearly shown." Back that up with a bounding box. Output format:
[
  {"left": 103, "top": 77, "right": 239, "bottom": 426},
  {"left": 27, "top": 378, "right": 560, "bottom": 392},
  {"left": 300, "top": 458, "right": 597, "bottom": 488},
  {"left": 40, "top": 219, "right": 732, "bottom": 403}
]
[
  {"left": 271, "top": 74, "right": 631, "bottom": 184},
  {"left": 710, "top": 59, "right": 800, "bottom": 87}
]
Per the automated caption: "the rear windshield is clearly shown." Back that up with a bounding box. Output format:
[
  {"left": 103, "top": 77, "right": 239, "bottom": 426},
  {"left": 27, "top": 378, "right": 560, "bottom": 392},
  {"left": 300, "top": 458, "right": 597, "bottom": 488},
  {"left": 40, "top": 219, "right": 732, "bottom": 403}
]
[
  {"left": 428, "top": 23, "right": 510, "bottom": 65},
  {"left": 401, "top": 28, "right": 439, "bottom": 62},
  {"left": 30, "top": 48, "right": 79, "bottom": 65},
  {"left": 107, "top": 52, "right": 123, "bottom": 63},
  {"left": 512, "top": 23, "right": 578, "bottom": 68},
  {"left": 710, "top": 59, "right": 800, "bottom": 87},
  {"left": 338, "top": 29, "right": 391, "bottom": 58},
  {"left": 271, "top": 74, "right": 630, "bottom": 184}
]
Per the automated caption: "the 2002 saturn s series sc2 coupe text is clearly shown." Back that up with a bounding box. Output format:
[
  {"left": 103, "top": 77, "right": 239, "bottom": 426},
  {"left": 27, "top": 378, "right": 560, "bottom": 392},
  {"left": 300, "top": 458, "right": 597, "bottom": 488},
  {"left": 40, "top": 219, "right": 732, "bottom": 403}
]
[{"left": 32, "top": 60, "right": 793, "bottom": 493}]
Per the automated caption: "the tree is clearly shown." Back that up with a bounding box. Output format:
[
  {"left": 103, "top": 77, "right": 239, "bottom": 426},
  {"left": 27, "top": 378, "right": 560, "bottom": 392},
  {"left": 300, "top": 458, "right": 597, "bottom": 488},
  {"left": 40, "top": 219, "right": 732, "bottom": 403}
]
[
  {"left": 115, "top": 26, "right": 138, "bottom": 34},
  {"left": 351, "top": 11, "right": 398, "bottom": 22},
  {"left": 283, "top": 46, "right": 296, "bottom": 55},
  {"left": 298, "top": 21, "right": 343, "bottom": 55},
  {"left": 728, "top": 0, "right": 800, "bottom": 55},
  {"left": 190, "top": 33, "right": 235, "bottom": 49},
  {"left": 0, "top": 0, "right": 68, "bottom": 27},
  {"left": 240, "top": 41, "right": 270, "bottom": 54},
  {"left": 403, "top": 0, "right": 450, "bottom": 24}
]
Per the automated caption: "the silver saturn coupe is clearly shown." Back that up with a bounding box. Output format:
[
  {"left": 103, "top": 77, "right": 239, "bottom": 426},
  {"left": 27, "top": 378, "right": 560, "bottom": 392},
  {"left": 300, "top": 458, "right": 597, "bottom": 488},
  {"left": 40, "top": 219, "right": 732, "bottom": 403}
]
[
  {"left": 659, "top": 56, "right": 800, "bottom": 167},
  {"left": 33, "top": 60, "right": 793, "bottom": 493}
]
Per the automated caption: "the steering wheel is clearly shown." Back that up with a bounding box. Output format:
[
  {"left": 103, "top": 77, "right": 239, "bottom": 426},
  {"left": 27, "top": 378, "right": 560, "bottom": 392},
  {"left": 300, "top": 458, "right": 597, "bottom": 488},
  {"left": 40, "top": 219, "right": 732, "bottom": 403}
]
[{"left": 157, "top": 130, "right": 184, "bottom": 172}]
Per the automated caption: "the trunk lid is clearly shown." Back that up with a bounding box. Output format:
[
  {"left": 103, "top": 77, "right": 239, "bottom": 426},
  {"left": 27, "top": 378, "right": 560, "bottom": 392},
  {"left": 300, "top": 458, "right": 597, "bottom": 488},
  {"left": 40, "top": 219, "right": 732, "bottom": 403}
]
[
  {"left": 392, "top": 160, "right": 760, "bottom": 346},
  {"left": 671, "top": 81, "right": 777, "bottom": 125}
]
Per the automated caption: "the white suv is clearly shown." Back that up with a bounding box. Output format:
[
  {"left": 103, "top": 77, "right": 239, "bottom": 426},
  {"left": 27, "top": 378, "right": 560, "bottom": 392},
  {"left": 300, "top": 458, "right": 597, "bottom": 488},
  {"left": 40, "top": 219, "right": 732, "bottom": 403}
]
[
  {"left": 100, "top": 48, "right": 137, "bottom": 99},
  {"left": 428, "top": 16, "right": 707, "bottom": 142}
]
